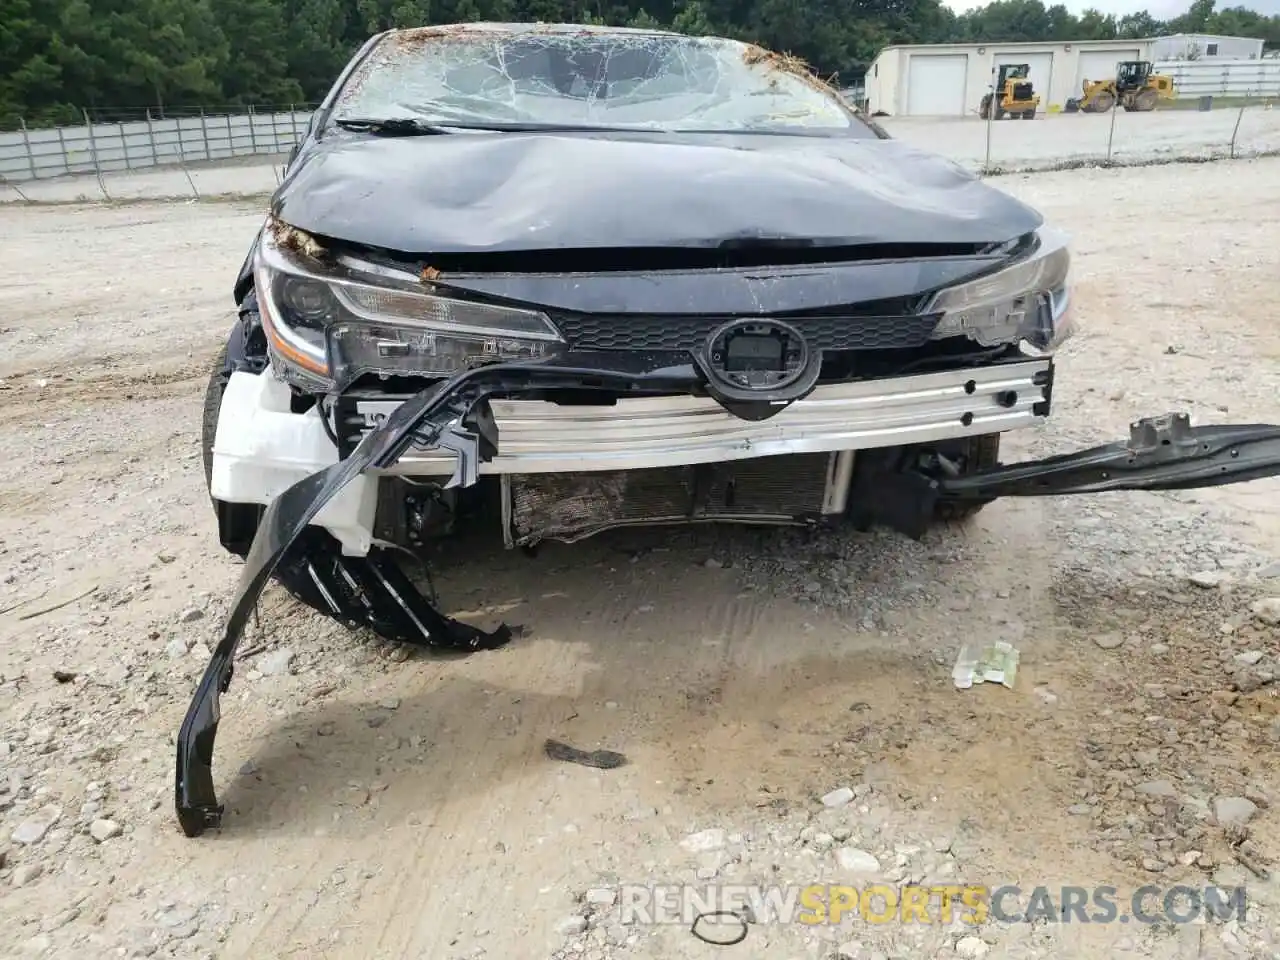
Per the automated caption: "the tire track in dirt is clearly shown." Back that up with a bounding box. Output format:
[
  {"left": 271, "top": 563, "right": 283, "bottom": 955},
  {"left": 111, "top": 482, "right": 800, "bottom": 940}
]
[{"left": 0, "top": 362, "right": 210, "bottom": 416}]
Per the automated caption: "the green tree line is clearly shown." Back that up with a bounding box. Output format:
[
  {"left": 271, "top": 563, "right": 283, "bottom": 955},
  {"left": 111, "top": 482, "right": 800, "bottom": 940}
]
[{"left": 2, "top": 0, "right": 1277, "bottom": 127}]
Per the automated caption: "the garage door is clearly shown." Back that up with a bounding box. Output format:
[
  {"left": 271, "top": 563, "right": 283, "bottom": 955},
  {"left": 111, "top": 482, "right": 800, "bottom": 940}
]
[
  {"left": 906, "top": 54, "right": 968, "bottom": 116},
  {"left": 993, "top": 52, "right": 1053, "bottom": 108},
  {"left": 1076, "top": 49, "right": 1140, "bottom": 92}
]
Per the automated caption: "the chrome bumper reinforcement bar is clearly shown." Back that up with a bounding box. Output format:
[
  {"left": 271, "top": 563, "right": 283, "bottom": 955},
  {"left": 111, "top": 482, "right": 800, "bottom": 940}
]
[{"left": 342, "top": 359, "right": 1053, "bottom": 475}]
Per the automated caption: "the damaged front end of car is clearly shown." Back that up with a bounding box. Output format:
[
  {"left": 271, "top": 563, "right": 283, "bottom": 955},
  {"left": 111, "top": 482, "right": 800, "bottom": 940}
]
[
  {"left": 181, "top": 101, "right": 1280, "bottom": 835},
  {"left": 177, "top": 333, "right": 1280, "bottom": 836}
]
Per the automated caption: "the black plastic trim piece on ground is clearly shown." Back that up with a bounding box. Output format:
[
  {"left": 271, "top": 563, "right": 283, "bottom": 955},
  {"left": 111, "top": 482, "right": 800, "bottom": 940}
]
[{"left": 176, "top": 356, "right": 710, "bottom": 838}]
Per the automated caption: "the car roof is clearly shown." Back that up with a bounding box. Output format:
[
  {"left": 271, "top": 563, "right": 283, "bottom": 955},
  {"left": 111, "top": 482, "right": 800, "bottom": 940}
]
[{"left": 384, "top": 22, "right": 687, "bottom": 41}]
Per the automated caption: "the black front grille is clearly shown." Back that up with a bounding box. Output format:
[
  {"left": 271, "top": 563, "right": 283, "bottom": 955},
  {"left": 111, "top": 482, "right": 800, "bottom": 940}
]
[
  {"left": 551, "top": 312, "right": 940, "bottom": 352},
  {"left": 1013, "top": 82, "right": 1033, "bottom": 100}
]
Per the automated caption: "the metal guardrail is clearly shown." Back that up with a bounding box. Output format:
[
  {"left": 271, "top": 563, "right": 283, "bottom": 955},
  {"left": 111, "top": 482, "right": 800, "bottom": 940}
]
[{"left": 0, "top": 108, "right": 316, "bottom": 184}]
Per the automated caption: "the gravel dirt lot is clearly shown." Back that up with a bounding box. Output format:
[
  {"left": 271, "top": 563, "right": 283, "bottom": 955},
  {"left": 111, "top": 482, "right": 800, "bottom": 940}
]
[
  {"left": 4, "top": 107, "right": 1280, "bottom": 204},
  {"left": 1, "top": 158, "right": 1280, "bottom": 960}
]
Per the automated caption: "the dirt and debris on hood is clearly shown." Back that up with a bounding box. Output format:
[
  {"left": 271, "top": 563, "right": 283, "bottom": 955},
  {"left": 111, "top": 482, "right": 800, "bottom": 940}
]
[
  {"left": 741, "top": 43, "right": 840, "bottom": 95},
  {"left": 391, "top": 22, "right": 641, "bottom": 45},
  {"left": 266, "top": 215, "right": 327, "bottom": 262}
]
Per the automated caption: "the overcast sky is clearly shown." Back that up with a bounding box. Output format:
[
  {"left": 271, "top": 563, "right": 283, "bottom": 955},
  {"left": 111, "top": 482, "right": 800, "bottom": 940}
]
[{"left": 942, "top": 0, "right": 1280, "bottom": 16}]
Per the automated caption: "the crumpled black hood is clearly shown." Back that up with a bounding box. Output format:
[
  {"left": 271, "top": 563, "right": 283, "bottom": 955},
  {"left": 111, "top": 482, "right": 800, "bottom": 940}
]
[{"left": 272, "top": 129, "right": 1043, "bottom": 255}]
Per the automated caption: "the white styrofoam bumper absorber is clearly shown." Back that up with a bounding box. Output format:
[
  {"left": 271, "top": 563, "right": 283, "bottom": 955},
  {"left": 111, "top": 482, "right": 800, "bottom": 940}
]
[{"left": 210, "top": 369, "right": 377, "bottom": 557}]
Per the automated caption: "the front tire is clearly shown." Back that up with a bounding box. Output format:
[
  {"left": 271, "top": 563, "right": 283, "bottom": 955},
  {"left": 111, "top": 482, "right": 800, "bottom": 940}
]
[
  {"left": 202, "top": 297, "right": 268, "bottom": 558},
  {"left": 843, "top": 433, "right": 1003, "bottom": 535},
  {"left": 933, "top": 433, "right": 1001, "bottom": 523},
  {"left": 201, "top": 343, "right": 229, "bottom": 497}
]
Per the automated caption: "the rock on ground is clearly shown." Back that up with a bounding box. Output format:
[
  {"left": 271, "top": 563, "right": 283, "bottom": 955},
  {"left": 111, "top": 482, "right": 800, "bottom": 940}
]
[
  {"left": 89, "top": 819, "right": 123, "bottom": 843},
  {"left": 1214, "top": 796, "right": 1259, "bottom": 827},
  {"left": 836, "top": 848, "right": 882, "bottom": 874},
  {"left": 11, "top": 805, "right": 61, "bottom": 846}
]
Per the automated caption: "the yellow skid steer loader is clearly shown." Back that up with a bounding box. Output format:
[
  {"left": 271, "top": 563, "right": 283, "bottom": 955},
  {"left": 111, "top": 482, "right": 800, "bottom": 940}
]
[{"left": 1067, "top": 60, "right": 1175, "bottom": 113}]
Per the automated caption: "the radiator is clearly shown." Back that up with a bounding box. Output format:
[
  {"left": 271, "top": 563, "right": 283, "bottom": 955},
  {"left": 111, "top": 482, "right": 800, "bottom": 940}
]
[{"left": 502, "top": 452, "right": 851, "bottom": 546}]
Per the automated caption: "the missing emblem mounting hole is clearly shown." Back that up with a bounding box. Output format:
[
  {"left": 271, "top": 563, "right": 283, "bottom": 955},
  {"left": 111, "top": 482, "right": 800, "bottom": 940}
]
[{"left": 705, "top": 319, "right": 809, "bottom": 393}]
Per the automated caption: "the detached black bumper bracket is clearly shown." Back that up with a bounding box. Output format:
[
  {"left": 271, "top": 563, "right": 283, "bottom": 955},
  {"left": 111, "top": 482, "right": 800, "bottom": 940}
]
[{"left": 938, "top": 413, "right": 1280, "bottom": 500}]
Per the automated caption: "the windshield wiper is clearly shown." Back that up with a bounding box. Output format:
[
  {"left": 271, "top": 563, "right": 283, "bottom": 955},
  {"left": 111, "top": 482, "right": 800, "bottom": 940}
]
[
  {"left": 333, "top": 116, "right": 668, "bottom": 136},
  {"left": 333, "top": 116, "right": 457, "bottom": 136}
]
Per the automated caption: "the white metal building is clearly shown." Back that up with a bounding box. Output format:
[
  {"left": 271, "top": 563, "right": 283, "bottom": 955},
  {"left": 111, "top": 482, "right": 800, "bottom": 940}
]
[
  {"left": 865, "top": 39, "right": 1159, "bottom": 117},
  {"left": 1150, "top": 34, "right": 1265, "bottom": 60}
]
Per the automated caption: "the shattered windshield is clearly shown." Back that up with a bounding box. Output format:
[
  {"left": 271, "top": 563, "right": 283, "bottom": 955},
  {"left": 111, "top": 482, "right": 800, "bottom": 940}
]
[{"left": 334, "top": 27, "right": 864, "bottom": 134}]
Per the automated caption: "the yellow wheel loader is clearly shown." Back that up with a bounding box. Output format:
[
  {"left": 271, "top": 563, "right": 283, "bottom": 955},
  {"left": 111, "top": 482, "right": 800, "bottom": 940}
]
[
  {"left": 1068, "top": 60, "right": 1175, "bottom": 113},
  {"left": 979, "top": 63, "right": 1040, "bottom": 120}
]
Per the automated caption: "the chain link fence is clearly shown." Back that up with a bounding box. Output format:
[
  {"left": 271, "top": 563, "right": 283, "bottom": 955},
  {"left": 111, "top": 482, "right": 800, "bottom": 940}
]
[
  {"left": 970, "top": 87, "right": 1280, "bottom": 175},
  {"left": 0, "top": 105, "right": 317, "bottom": 202},
  {"left": 2, "top": 93, "right": 1280, "bottom": 204}
]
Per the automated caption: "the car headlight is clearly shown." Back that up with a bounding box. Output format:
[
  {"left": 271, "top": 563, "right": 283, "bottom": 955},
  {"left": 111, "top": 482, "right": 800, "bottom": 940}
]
[
  {"left": 253, "top": 222, "right": 565, "bottom": 390},
  {"left": 924, "top": 226, "right": 1073, "bottom": 351}
]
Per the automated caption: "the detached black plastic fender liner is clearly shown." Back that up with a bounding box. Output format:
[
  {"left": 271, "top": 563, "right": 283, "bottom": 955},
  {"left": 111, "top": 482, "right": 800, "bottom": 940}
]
[{"left": 175, "top": 356, "right": 717, "bottom": 838}]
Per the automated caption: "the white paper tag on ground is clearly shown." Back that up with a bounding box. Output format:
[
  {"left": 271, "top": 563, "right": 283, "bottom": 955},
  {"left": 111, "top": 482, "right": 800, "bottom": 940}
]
[{"left": 953, "top": 640, "right": 1019, "bottom": 690}]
